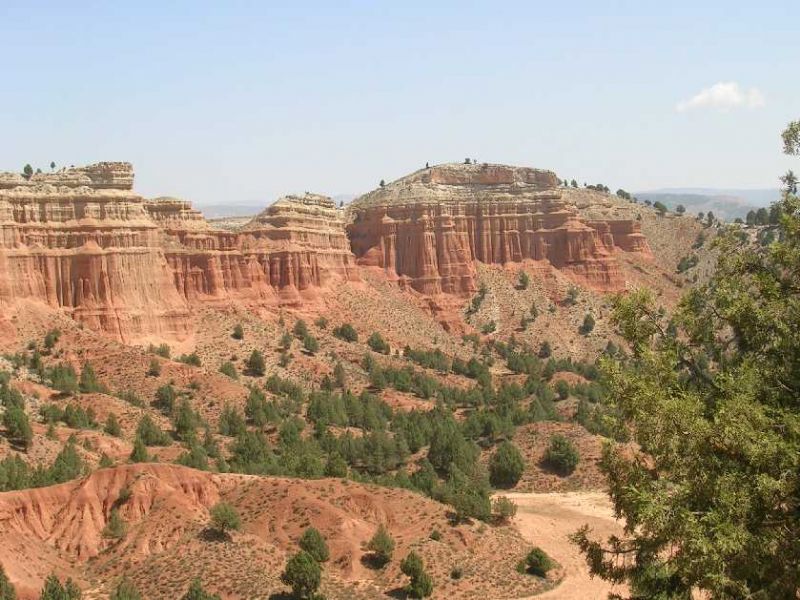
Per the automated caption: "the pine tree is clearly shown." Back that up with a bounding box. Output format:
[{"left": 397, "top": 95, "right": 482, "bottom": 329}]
[
  {"left": 280, "top": 551, "right": 321, "bottom": 598},
  {"left": 299, "top": 527, "right": 330, "bottom": 562},
  {"left": 488, "top": 441, "right": 525, "bottom": 488},
  {"left": 366, "top": 524, "right": 394, "bottom": 566},
  {"left": 245, "top": 350, "right": 266, "bottom": 377}
]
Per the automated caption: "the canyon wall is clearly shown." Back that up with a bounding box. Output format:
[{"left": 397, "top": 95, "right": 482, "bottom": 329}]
[
  {"left": 0, "top": 161, "right": 652, "bottom": 340},
  {"left": 348, "top": 163, "right": 651, "bottom": 295},
  {"left": 0, "top": 163, "right": 191, "bottom": 340},
  {"left": 148, "top": 192, "right": 356, "bottom": 305},
  {"left": 0, "top": 165, "right": 355, "bottom": 340}
]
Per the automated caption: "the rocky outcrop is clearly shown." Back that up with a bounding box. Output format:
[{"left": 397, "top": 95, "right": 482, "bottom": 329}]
[
  {"left": 348, "top": 163, "right": 650, "bottom": 295},
  {"left": 149, "top": 192, "right": 357, "bottom": 304},
  {"left": 0, "top": 164, "right": 356, "bottom": 340},
  {"left": 0, "top": 163, "right": 191, "bottom": 340}
]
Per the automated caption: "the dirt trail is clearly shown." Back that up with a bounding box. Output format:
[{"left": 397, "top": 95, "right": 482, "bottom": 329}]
[{"left": 507, "top": 491, "right": 628, "bottom": 600}]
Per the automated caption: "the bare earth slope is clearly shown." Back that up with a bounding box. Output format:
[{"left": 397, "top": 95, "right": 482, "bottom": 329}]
[{"left": 0, "top": 464, "right": 556, "bottom": 600}]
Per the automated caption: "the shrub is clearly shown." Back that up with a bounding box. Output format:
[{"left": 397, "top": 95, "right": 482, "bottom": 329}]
[
  {"left": 565, "top": 286, "right": 579, "bottom": 305},
  {"left": 333, "top": 362, "right": 346, "bottom": 389},
  {"left": 178, "top": 353, "right": 202, "bottom": 367},
  {"left": 299, "top": 527, "right": 329, "bottom": 562},
  {"left": 79, "top": 362, "right": 105, "bottom": 393},
  {"left": 517, "top": 271, "right": 530, "bottom": 290},
  {"left": 103, "top": 507, "right": 126, "bottom": 539},
  {"left": 49, "top": 364, "right": 78, "bottom": 394},
  {"left": 333, "top": 323, "right": 358, "bottom": 342},
  {"left": 149, "top": 343, "right": 171, "bottom": 358},
  {"left": 147, "top": 359, "right": 162, "bottom": 377},
  {"left": 180, "top": 579, "right": 220, "bottom": 600},
  {"left": 492, "top": 496, "right": 518, "bottom": 522},
  {"left": 543, "top": 434, "right": 579, "bottom": 475},
  {"left": 219, "top": 404, "right": 247, "bottom": 438},
  {"left": 517, "top": 547, "right": 554, "bottom": 577},
  {"left": 293, "top": 319, "right": 309, "bottom": 339},
  {"left": 246, "top": 350, "right": 266, "bottom": 377},
  {"left": 488, "top": 442, "right": 525, "bottom": 488},
  {"left": 314, "top": 316, "right": 328, "bottom": 329},
  {"left": 43, "top": 328, "right": 61, "bottom": 350},
  {"left": 219, "top": 361, "right": 238, "bottom": 379},
  {"left": 110, "top": 578, "right": 142, "bottom": 600},
  {"left": 129, "top": 437, "right": 149, "bottom": 463},
  {"left": 232, "top": 324, "right": 244, "bottom": 340},
  {"left": 554, "top": 379, "right": 570, "bottom": 400},
  {"left": 367, "top": 332, "right": 390, "bottom": 354},
  {"left": 104, "top": 413, "right": 122, "bottom": 437},
  {"left": 400, "top": 551, "right": 433, "bottom": 598},
  {"left": 366, "top": 524, "right": 394, "bottom": 566},
  {"left": 153, "top": 384, "right": 176, "bottom": 414},
  {"left": 302, "top": 335, "right": 319, "bottom": 355},
  {"left": 481, "top": 320, "right": 496, "bottom": 334},
  {"left": 538, "top": 341, "right": 552, "bottom": 358},
  {"left": 3, "top": 407, "right": 33, "bottom": 450},
  {"left": 39, "top": 574, "right": 81, "bottom": 600},
  {"left": 579, "top": 313, "right": 595, "bottom": 335},
  {"left": 280, "top": 551, "right": 321, "bottom": 598},
  {"left": 136, "top": 415, "right": 170, "bottom": 446},
  {"left": 209, "top": 501, "right": 240, "bottom": 534}
]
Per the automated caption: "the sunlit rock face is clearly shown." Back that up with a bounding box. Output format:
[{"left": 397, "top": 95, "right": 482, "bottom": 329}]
[
  {"left": 347, "top": 163, "right": 649, "bottom": 296},
  {"left": 0, "top": 164, "right": 357, "bottom": 341},
  {"left": 0, "top": 163, "right": 191, "bottom": 341}
]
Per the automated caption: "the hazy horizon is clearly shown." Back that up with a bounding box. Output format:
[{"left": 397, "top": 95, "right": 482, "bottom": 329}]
[{"left": 1, "top": 1, "right": 796, "bottom": 206}]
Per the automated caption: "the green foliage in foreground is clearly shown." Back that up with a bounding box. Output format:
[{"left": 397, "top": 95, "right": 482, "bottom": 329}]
[{"left": 573, "top": 124, "right": 800, "bottom": 599}]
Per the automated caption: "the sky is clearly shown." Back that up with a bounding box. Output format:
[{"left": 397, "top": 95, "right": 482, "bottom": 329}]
[{"left": 1, "top": 1, "right": 797, "bottom": 207}]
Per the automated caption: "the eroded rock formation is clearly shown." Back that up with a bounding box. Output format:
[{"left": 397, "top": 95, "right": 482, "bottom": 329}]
[
  {"left": 0, "top": 163, "right": 191, "bottom": 340},
  {"left": 348, "top": 163, "right": 651, "bottom": 295},
  {"left": 148, "top": 192, "right": 356, "bottom": 304},
  {"left": 0, "top": 164, "right": 356, "bottom": 340}
]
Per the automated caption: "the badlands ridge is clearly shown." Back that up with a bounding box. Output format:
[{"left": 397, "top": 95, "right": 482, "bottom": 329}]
[{"left": 0, "top": 162, "right": 650, "bottom": 341}]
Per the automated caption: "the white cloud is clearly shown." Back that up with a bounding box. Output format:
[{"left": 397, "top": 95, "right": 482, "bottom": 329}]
[{"left": 675, "top": 82, "right": 765, "bottom": 112}]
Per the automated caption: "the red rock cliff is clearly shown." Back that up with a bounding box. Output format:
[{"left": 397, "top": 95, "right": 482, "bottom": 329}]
[
  {"left": 0, "top": 163, "right": 191, "bottom": 340},
  {"left": 347, "top": 163, "right": 648, "bottom": 295},
  {"left": 0, "top": 164, "right": 357, "bottom": 340},
  {"left": 146, "top": 192, "right": 357, "bottom": 305}
]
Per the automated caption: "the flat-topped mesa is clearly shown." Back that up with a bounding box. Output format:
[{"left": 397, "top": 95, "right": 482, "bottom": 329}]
[
  {"left": 155, "top": 192, "right": 357, "bottom": 304},
  {"left": 0, "top": 163, "right": 190, "bottom": 340},
  {"left": 348, "top": 162, "right": 650, "bottom": 295},
  {"left": 0, "top": 161, "right": 134, "bottom": 191}
]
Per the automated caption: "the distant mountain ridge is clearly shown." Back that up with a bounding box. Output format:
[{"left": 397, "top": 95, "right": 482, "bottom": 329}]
[{"left": 635, "top": 187, "right": 780, "bottom": 220}]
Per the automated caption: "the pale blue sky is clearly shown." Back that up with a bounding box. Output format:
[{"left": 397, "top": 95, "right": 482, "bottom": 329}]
[{"left": 1, "top": 1, "right": 796, "bottom": 206}]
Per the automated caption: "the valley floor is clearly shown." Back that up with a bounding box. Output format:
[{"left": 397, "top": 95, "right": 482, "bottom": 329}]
[{"left": 507, "top": 491, "right": 628, "bottom": 600}]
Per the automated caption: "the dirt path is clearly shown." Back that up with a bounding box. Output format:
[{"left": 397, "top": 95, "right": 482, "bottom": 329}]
[{"left": 506, "top": 491, "right": 628, "bottom": 600}]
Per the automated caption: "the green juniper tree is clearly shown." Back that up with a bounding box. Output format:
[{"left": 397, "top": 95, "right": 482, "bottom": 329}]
[{"left": 572, "top": 123, "right": 800, "bottom": 600}]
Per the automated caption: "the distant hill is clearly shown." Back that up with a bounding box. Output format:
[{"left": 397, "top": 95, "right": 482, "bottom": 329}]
[{"left": 635, "top": 188, "right": 780, "bottom": 220}]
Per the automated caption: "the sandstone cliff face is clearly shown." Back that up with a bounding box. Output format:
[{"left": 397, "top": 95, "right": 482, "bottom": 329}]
[
  {"left": 348, "top": 163, "right": 649, "bottom": 295},
  {"left": 148, "top": 192, "right": 356, "bottom": 304},
  {"left": 0, "top": 163, "right": 191, "bottom": 340},
  {"left": 0, "top": 165, "right": 357, "bottom": 340}
]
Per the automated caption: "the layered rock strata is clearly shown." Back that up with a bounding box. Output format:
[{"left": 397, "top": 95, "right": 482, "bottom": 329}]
[
  {"left": 147, "top": 192, "right": 356, "bottom": 304},
  {"left": 0, "top": 165, "right": 356, "bottom": 340},
  {"left": 348, "top": 163, "right": 650, "bottom": 295},
  {"left": 0, "top": 163, "right": 190, "bottom": 340}
]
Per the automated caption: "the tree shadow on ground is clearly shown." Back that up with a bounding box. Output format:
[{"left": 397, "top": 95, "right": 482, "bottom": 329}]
[{"left": 198, "top": 527, "right": 231, "bottom": 543}]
